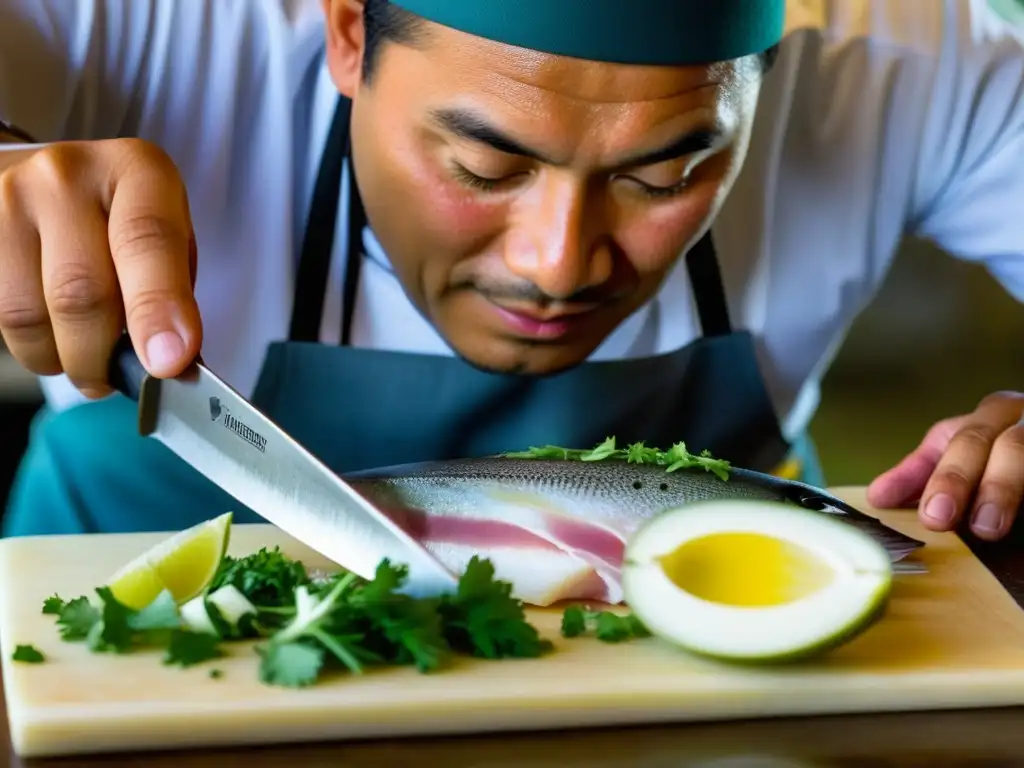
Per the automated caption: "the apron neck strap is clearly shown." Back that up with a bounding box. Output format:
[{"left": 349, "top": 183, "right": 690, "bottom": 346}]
[
  {"left": 289, "top": 97, "right": 353, "bottom": 342},
  {"left": 684, "top": 231, "right": 733, "bottom": 337},
  {"left": 289, "top": 96, "right": 734, "bottom": 344}
]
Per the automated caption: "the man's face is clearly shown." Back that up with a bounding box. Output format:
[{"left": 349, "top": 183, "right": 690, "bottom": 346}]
[{"left": 326, "top": 5, "right": 762, "bottom": 375}]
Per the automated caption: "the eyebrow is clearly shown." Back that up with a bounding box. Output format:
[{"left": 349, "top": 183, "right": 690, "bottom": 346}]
[{"left": 430, "top": 108, "right": 720, "bottom": 171}]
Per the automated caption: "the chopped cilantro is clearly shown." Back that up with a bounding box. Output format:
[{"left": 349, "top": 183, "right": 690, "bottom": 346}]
[
  {"left": 54, "top": 596, "right": 101, "bottom": 641},
  {"left": 560, "top": 606, "right": 588, "bottom": 638},
  {"left": 257, "top": 641, "right": 325, "bottom": 688},
  {"left": 11, "top": 644, "right": 45, "bottom": 663},
  {"left": 42, "top": 544, "right": 552, "bottom": 689},
  {"left": 45, "top": 588, "right": 190, "bottom": 656},
  {"left": 502, "top": 436, "right": 731, "bottom": 481},
  {"left": 164, "top": 630, "right": 224, "bottom": 668},
  {"left": 347, "top": 561, "right": 449, "bottom": 672},
  {"left": 84, "top": 589, "right": 181, "bottom": 655},
  {"left": 561, "top": 605, "right": 650, "bottom": 644},
  {"left": 42, "top": 595, "right": 65, "bottom": 615},
  {"left": 209, "top": 668, "right": 223, "bottom": 679},
  {"left": 210, "top": 546, "right": 311, "bottom": 607},
  {"left": 252, "top": 556, "right": 553, "bottom": 688},
  {"left": 439, "top": 557, "right": 553, "bottom": 660}
]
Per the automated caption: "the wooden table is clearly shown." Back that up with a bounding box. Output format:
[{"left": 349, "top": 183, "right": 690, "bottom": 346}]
[{"left": 5, "top": 522, "right": 1024, "bottom": 767}]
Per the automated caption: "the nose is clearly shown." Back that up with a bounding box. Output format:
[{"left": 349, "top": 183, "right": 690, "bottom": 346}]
[{"left": 502, "top": 174, "right": 613, "bottom": 301}]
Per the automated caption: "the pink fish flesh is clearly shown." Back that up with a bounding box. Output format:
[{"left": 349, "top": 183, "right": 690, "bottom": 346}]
[{"left": 344, "top": 457, "right": 925, "bottom": 607}]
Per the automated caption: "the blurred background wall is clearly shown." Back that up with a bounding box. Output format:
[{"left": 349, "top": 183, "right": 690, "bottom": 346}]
[
  {"left": 810, "top": 238, "right": 1024, "bottom": 484},
  {"left": 0, "top": 235, "right": 1022, "bottom": 516}
]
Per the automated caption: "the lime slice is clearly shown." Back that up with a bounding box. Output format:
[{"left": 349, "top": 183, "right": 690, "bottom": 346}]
[
  {"left": 106, "top": 512, "right": 233, "bottom": 610},
  {"left": 621, "top": 499, "right": 893, "bottom": 663}
]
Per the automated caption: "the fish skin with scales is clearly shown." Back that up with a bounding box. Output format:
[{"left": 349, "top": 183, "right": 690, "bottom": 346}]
[{"left": 341, "top": 457, "right": 926, "bottom": 606}]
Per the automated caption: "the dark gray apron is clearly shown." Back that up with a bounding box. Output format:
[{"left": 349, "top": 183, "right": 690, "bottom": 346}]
[{"left": 2, "top": 96, "right": 808, "bottom": 537}]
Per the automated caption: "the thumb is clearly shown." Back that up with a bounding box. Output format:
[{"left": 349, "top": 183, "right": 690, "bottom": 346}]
[{"left": 866, "top": 416, "right": 966, "bottom": 509}]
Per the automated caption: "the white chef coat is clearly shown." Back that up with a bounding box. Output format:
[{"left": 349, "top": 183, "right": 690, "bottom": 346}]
[{"left": 0, "top": 0, "right": 1022, "bottom": 443}]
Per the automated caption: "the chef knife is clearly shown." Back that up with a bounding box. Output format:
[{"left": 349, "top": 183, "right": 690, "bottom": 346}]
[{"left": 105, "top": 333, "right": 458, "bottom": 599}]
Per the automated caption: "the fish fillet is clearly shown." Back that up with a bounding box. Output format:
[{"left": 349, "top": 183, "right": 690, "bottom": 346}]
[{"left": 346, "top": 458, "right": 925, "bottom": 607}]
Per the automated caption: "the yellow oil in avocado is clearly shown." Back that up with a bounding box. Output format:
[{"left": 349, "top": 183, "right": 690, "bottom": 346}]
[{"left": 658, "top": 532, "right": 835, "bottom": 607}]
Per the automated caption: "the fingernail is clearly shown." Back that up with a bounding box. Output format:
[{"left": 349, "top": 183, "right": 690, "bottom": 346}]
[
  {"left": 923, "top": 493, "right": 956, "bottom": 525},
  {"left": 973, "top": 503, "right": 1004, "bottom": 535},
  {"left": 145, "top": 331, "right": 186, "bottom": 373}
]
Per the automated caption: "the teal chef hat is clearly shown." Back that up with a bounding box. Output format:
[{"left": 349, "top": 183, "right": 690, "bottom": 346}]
[{"left": 389, "top": 0, "right": 786, "bottom": 66}]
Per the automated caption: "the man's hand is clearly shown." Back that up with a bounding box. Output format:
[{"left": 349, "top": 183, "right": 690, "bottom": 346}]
[
  {"left": 0, "top": 139, "right": 201, "bottom": 398},
  {"left": 867, "top": 392, "right": 1024, "bottom": 541}
]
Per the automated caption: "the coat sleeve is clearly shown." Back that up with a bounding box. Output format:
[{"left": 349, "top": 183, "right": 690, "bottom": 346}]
[{"left": 908, "top": 0, "right": 1024, "bottom": 301}]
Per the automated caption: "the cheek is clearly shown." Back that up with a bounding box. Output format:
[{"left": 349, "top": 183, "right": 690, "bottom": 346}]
[
  {"left": 389, "top": 152, "right": 507, "bottom": 248},
  {"left": 614, "top": 149, "right": 736, "bottom": 276},
  {"left": 618, "top": 193, "right": 716, "bottom": 275}
]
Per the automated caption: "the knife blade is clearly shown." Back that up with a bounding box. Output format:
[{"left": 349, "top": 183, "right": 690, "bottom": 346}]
[{"left": 106, "top": 334, "right": 458, "bottom": 599}]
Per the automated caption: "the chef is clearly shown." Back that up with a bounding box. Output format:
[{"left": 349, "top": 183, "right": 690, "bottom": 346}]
[{"left": 0, "top": 0, "right": 1022, "bottom": 544}]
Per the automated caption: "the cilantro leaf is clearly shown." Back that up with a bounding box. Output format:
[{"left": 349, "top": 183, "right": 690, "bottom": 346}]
[
  {"left": 261, "top": 573, "right": 370, "bottom": 681},
  {"left": 440, "top": 557, "right": 553, "bottom": 660},
  {"left": 501, "top": 436, "right": 731, "bottom": 480},
  {"left": 263, "top": 562, "right": 450, "bottom": 683},
  {"left": 211, "top": 547, "right": 311, "bottom": 607},
  {"left": 42, "top": 540, "right": 552, "bottom": 690},
  {"left": 257, "top": 641, "right": 324, "bottom": 688},
  {"left": 560, "top": 605, "right": 650, "bottom": 643},
  {"left": 55, "top": 596, "right": 100, "bottom": 641},
  {"left": 11, "top": 644, "right": 45, "bottom": 663},
  {"left": 347, "top": 560, "right": 449, "bottom": 673},
  {"left": 42, "top": 595, "right": 65, "bottom": 615},
  {"left": 86, "top": 587, "right": 136, "bottom": 653},
  {"left": 164, "top": 630, "right": 224, "bottom": 668},
  {"left": 560, "top": 605, "right": 587, "bottom": 638},
  {"left": 593, "top": 614, "right": 638, "bottom": 643},
  {"left": 49, "top": 588, "right": 187, "bottom": 655},
  {"left": 579, "top": 436, "right": 618, "bottom": 461}
]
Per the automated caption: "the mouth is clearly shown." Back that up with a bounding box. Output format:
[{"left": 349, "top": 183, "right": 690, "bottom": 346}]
[{"left": 484, "top": 299, "right": 603, "bottom": 341}]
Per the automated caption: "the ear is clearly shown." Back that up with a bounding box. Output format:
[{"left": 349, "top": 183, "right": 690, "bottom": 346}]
[{"left": 322, "top": 0, "right": 366, "bottom": 98}]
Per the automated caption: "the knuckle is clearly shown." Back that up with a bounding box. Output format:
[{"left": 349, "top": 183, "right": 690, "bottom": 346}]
[
  {"left": 46, "top": 264, "right": 118, "bottom": 319},
  {"left": 932, "top": 466, "right": 974, "bottom": 494},
  {"left": 26, "top": 143, "right": 85, "bottom": 190},
  {"left": 980, "top": 390, "right": 1024, "bottom": 407},
  {"left": 994, "top": 426, "right": 1024, "bottom": 459},
  {"left": 0, "top": 168, "right": 20, "bottom": 214},
  {"left": 109, "top": 212, "right": 188, "bottom": 265},
  {"left": 979, "top": 478, "right": 1019, "bottom": 504},
  {"left": 110, "top": 137, "right": 177, "bottom": 182},
  {"left": 952, "top": 423, "right": 998, "bottom": 451},
  {"left": 0, "top": 291, "right": 47, "bottom": 331},
  {"left": 123, "top": 286, "right": 177, "bottom": 328}
]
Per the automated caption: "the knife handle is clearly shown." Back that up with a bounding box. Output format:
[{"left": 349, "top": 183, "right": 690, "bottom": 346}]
[{"left": 107, "top": 333, "right": 146, "bottom": 402}]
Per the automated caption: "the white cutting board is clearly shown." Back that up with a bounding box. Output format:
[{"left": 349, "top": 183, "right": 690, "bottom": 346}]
[{"left": 3, "top": 487, "right": 1024, "bottom": 759}]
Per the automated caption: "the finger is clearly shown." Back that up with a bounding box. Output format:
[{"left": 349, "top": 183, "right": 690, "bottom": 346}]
[
  {"left": 0, "top": 170, "right": 60, "bottom": 375},
  {"left": 867, "top": 416, "right": 967, "bottom": 509},
  {"left": 38, "top": 195, "right": 123, "bottom": 397},
  {"left": 105, "top": 143, "right": 201, "bottom": 378},
  {"left": 917, "top": 410, "right": 1006, "bottom": 532},
  {"left": 966, "top": 420, "right": 1024, "bottom": 541}
]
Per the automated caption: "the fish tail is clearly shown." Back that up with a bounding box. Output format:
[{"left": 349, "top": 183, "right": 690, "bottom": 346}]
[{"left": 783, "top": 484, "right": 926, "bottom": 561}]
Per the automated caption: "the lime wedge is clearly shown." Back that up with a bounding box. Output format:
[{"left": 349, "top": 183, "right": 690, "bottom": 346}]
[{"left": 106, "top": 512, "right": 233, "bottom": 610}]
